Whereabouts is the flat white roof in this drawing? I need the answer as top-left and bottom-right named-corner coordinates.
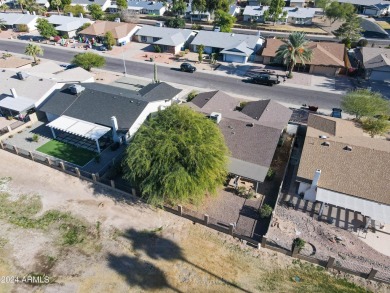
top-left (47, 115), bottom-right (110, 140)
top-left (317, 188), bottom-right (390, 224)
top-left (0, 96), bottom-right (33, 112)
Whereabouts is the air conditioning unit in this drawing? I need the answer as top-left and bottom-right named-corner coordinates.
top-left (210, 112), bottom-right (222, 124)
top-left (16, 72), bottom-right (28, 80)
top-left (69, 84), bottom-right (85, 94)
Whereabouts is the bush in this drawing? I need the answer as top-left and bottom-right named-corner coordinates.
top-left (259, 204), bottom-right (273, 218)
top-left (16, 24), bottom-right (28, 32)
top-left (292, 237), bottom-right (306, 252)
top-left (154, 45), bottom-right (161, 53)
top-left (237, 186), bottom-right (247, 197)
top-left (184, 49), bottom-right (189, 54)
top-left (32, 134), bottom-right (39, 142)
top-left (266, 168), bottom-right (275, 181)
top-left (357, 39), bottom-right (368, 47)
top-left (247, 189), bottom-right (255, 199)
top-left (187, 90), bottom-right (198, 102)
top-left (191, 23), bottom-right (203, 30)
top-left (277, 136), bottom-right (285, 147)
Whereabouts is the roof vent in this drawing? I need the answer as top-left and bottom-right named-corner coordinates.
top-left (17, 71), bottom-right (28, 80)
top-left (321, 142), bottom-right (330, 147)
top-left (246, 123), bottom-right (254, 127)
top-left (231, 33), bottom-right (235, 37)
top-left (319, 135), bottom-right (327, 139)
top-left (344, 146), bottom-right (352, 151)
top-left (210, 112), bottom-right (222, 124)
top-left (69, 84), bottom-right (85, 95)
top-left (130, 100), bottom-right (134, 103)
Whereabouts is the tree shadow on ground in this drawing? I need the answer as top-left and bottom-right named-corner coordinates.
top-left (110, 228), bottom-right (253, 293)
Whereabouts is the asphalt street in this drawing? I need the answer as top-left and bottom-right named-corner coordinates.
top-left (0, 40), bottom-right (343, 109)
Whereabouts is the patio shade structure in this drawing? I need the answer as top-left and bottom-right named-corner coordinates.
top-left (0, 96), bottom-right (34, 115)
top-left (47, 115), bottom-right (111, 153)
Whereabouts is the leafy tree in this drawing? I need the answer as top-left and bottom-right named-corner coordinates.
top-left (0, 4), bottom-right (9, 12)
top-left (24, 0), bottom-right (40, 13)
top-left (71, 52), bottom-right (106, 71)
top-left (25, 43), bottom-right (44, 63)
top-left (259, 0), bottom-right (272, 5)
top-left (36, 18), bottom-right (58, 39)
top-left (171, 0), bottom-right (186, 15)
top-left (116, 0), bottom-right (128, 10)
top-left (77, 22), bottom-right (91, 33)
top-left (166, 17), bottom-right (185, 28)
top-left (325, 2), bottom-right (355, 24)
top-left (315, 0), bottom-right (331, 10)
top-left (259, 204), bottom-right (273, 218)
top-left (50, 0), bottom-right (62, 14)
top-left (197, 44), bottom-right (204, 63)
top-left (263, 0), bottom-right (287, 25)
top-left (191, 0), bottom-right (207, 13)
top-left (341, 89), bottom-right (390, 120)
top-left (206, 0), bottom-right (230, 13)
top-left (362, 117), bottom-right (390, 138)
top-left (122, 105), bottom-right (229, 206)
top-left (64, 4), bottom-right (85, 16)
top-left (88, 4), bottom-right (104, 20)
top-left (333, 13), bottom-right (363, 47)
top-left (275, 32), bottom-right (313, 78)
top-left (104, 31), bottom-right (116, 50)
top-left (62, 0), bottom-right (71, 6)
top-left (214, 9), bottom-right (236, 33)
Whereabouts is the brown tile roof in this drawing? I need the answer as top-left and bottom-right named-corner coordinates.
top-left (0, 56), bottom-right (32, 68)
top-left (262, 38), bottom-right (345, 67)
top-left (187, 91), bottom-right (292, 181)
top-left (297, 114), bottom-right (390, 205)
top-left (79, 21), bottom-right (138, 39)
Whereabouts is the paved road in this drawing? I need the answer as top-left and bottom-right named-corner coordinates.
top-left (0, 40), bottom-right (343, 109)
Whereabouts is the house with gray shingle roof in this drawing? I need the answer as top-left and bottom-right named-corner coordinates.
top-left (297, 114), bottom-right (390, 225)
top-left (48, 15), bottom-right (93, 38)
top-left (187, 91), bottom-right (292, 185)
top-left (360, 47), bottom-right (390, 81)
top-left (190, 30), bottom-right (264, 63)
top-left (135, 26), bottom-right (196, 54)
top-left (38, 82), bottom-right (182, 153)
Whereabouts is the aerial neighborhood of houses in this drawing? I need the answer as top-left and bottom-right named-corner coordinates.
top-left (0, 0), bottom-right (390, 290)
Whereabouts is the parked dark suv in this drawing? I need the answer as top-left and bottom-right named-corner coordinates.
top-left (180, 63), bottom-right (196, 73)
top-left (249, 74), bottom-right (280, 86)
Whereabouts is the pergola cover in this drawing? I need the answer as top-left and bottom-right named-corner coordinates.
top-left (47, 115), bottom-right (110, 140)
top-left (317, 188), bottom-right (390, 224)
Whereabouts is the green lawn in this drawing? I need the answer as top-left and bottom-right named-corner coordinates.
top-left (36, 140), bottom-right (96, 166)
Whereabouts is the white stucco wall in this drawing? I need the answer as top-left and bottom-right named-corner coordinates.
top-left (298, 182), bottom-right (310, 195)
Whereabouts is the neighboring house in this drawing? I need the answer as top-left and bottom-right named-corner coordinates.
top-left (36, 0), bottom-right (50, 8)
top-left (79, 21), bottom-right (140, 45)
top-left (185, 5), bottom-right (239, 22)
top-left (337, 0), bottom-right (390, 16)
top-left (190, 30), bottom-right (264, 63)
top-left (285, 0), bottom-right (307, 7)
top-left (243, 6), bottom-right (319, 24)
top-left (262, 38), bottom-right (345, 76)
top-left (0, 13), bottom-right (40, 32)
top-left (135, 26), bottom-right (196, 54)
top-left (9, 61), bottom-right (95, 83)
top-left (296, 114), bottom-right (390, 226)
top-left (70, 0), bottom-right (112, 12)
top-left (48, 15), bottom-right (93, 38)
top-left (360, 47), bottom-right (390, 81)
top-left (38, 82), bottom-right (182, 152)
top-left (109, 0), bottom-right (166, 15)
top-left (0, 69), bottom-right (60, 117)
top-left (0, 56), bottom-right (33, 69)
top-left (187, 91), bottom-right (292, 187)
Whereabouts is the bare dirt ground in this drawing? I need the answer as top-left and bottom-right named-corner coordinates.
top-left (0, 150), bottom-right (388, 293)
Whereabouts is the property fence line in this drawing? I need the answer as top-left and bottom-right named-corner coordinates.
top-left (0, 142), bottom-right (389, 285)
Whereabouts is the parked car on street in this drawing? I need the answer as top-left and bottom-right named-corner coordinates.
top-left (180, 63), bottom-right (196, 73)
top-left (248, 74), bottom-right (280, 86)
top-left (331, 108), bottom-right (342, 118)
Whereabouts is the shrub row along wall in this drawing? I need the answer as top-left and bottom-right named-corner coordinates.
top-left (0, 143), bottom-right (389, 285)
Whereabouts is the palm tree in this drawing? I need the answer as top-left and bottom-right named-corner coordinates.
top-left (17, 0), bottom-right (26, 12)
top-left (25, 43), bottom-right (44, 64)
top-left (275, 32), bottom-right (313, 78)
top-left (51, 0), bottom-right (62, 15)
top-left (0, 18), bottom-right (6, 31)
top-left (0, 4), bottom-right (9, 12)
top-left (25, 0), bottom-right (39, 13)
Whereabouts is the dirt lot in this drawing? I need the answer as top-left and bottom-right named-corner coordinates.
top-left (0, 150), bottom-right (388, 293)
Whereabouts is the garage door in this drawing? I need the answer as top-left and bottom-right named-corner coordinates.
top-left (311, 66), bottom-right (337, 76)
top-left (224, 54), bottom-right (246, 63)
top-left (370, 70), bottom-right (390, 81)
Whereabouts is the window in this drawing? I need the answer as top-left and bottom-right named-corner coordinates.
top-left (141, 36), bottom-right (147, 42)
top-left (153, 37), bottom-right (160, 42)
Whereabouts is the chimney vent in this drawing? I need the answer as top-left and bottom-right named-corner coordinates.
top-left (210, 112), bottom-right (222, 124)
top-left (111, 116), bottom-right (120, 143)
top-left (311, 169), bottom-right (321, 188)
top-left (69, 84), bottom-right (85, 94)
top-left (319, 135), bottom-right (327, 139)
top-left (10, 88), bottom-right (17, 98)
top-left (344, 146), bottom-right (352, 151)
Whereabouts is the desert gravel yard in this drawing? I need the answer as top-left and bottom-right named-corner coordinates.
top-left (0, 150), bottom-right (388, 293)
